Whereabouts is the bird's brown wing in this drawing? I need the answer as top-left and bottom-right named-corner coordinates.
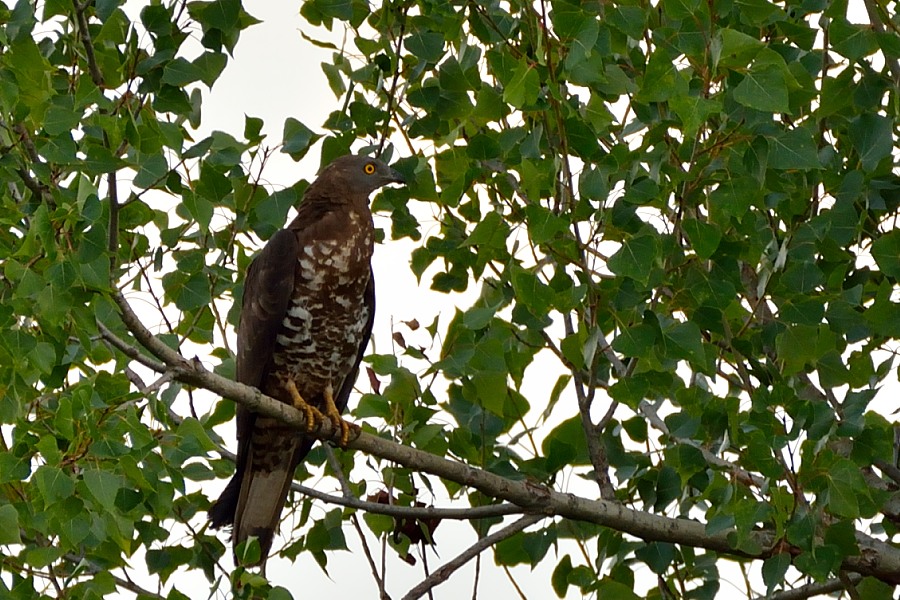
top-left (235, 229), bottom-right (299, 388)
top-left (208, 229), bottom-right (298, 531)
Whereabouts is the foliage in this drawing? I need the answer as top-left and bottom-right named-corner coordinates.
top-left (0, 0), bottom-right (898, 598)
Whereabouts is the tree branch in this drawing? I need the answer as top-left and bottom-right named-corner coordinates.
top-left (115, 320), bottom-right (526, 524)
top-left (72, 0), bottom-right (105, 87)
top-left (862, 0), bottom-right (900, 86)
top-left (638, 400), bottom-right (766, 488)
top-left (757, 573), bottom-right (862, 600)
top-left (97, 319), bottom-right (168, 373)
top-left (110, 291), bottom-right (900, 585)
top-left (400, 514), bottom-right (543, 600)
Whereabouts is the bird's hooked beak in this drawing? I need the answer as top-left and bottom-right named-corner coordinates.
top-left (387, 166), bottom-right (406, 185)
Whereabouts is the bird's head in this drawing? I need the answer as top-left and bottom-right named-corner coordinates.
top-left (318, 154), bottom-right (406, 197)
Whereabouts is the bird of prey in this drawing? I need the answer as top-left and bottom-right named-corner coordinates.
top-left (208, 154), bottom-right (405, 567)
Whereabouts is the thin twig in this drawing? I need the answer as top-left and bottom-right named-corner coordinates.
top-left (61, 553), bottom-right (164, 599)
top-left (73, 0), bottom-right (105, 87)
top-left (15, 167), bottom-right (52, 203)
top-left (107, 170), bottom-right (119, 259)
top-left (501, 564), bottom-right (528, 599)
top-left (862, 0), bottom-right (900, 86)
top-left (377, 7), bottom-right (406, 156)
top-left (97, 320), bottom-right (168, 373)
top-left (351, 514), bottom-right (391, 600)
top-left (639, 400), bottom-right (765, 488)
top-left (324, 444), bottom-right (353, 498)
top-left (400, 514), bottom-right (543, 600)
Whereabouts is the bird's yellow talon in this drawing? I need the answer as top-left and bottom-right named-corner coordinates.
top-left (323, 384), bottom-right (350, 447)
top-left (283, 377), bottom-right (323, 432)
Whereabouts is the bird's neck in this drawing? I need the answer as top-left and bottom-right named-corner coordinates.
top-left (294, 188), bottom-right (371, 221)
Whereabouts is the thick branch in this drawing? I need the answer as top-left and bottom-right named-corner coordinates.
top-left (111, 291), bottom-right (900, 585)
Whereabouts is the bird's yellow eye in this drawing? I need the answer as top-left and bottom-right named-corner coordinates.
top-left (364, 163), bottom-right (376, 175)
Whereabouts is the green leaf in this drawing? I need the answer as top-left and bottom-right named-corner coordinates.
top-left (607, 234), bottom-right (659, 285)
top-left (781, 260), bottom-right (824, 293)
top-left (733, 67), bottom-right (789, 113)
top-left (776, 324), bottom-right (835, 375)
top-left (282, 117), bottom-right (321, 160)
top-left (44, 97), bottom-right (81, 136)
top-left (463, 211), bottom-right (509, 249)
top-left (404, 30), bottom-right (445, 63)
top-left (872, 230), bottom-right (900, 279)
top-left (192, 52), bottom-right (229, 87)
top-left (709, 177), bottom-right (757, 221)
top-left (717, 28), bottom-right (764, 69)
top-left (596, 578), bottom-right (641, 599)
top-left (681, 219), bottom-right (721, 259)
top-left (84, 469), bottom-right (122, 511)
top-left (663, 0), bottom-right (700, 20)
top-left (466, 133), bottom-right (501, 160)
top-left (0, 505), bottom-right (21, 544)
top-left (762, 553), bottom-right (791, 593)
top-left (34, 465), bottom-right (75, 505)
top-left (203, 0), bottom-right (241, 30)
top-left (830, 18), bottom-right (878, 61)
top-left (635, 541), bottom-right (675, 574)
top-left (638, 49), bottom-right (687, 102)
top-left (173, 272), bottom-right (211, 311)
top-left (133, 153), bottom-right (170, 189)
top-left (670, 94), bottom-right (721, 137)
top-left (768, 128), bottom-right (821, 170)
top-left (29, 341), bottom-right (56, 374)
top-left (7, 37), bottom-right (53, 117)
top-left (161, 57), bottom-right (205, 86)
top-left (826, 459), bottom-right (868, 519)
top-left (607, 5), bottom-right (645, 39)
top-left (849, 114), bottom-right (893, 171)
top-left (663, 318), bottom-right (710, 367)
top-left (495, 528), bottom-right (555, 567)
top-left (512, 269), bottom-right (553, 316)
top-left (551, 554), bottom-right (573, 598)
top-left (306, 508), bottom-right (347, 554)
top-left (611, 324), bottom-right (656, 358)
top-left (542, 417), bottom-right (590, 471)
top-left (503, 59), bottom-right (540, 108)
top-left (609, 376), bottom-right (652, 409)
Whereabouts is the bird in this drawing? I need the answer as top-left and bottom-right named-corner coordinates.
top-left (208, 154), bottom-right (406, 568)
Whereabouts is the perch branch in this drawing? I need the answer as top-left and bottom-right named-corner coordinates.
top-left (110, 290), bottom-right (900, 585)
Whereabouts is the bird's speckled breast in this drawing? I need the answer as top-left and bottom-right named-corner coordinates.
top-left (270, 212), bottom-right (373, 400)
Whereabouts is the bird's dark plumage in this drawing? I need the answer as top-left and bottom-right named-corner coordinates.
top-left (208, 154), bottom-right (405, 566)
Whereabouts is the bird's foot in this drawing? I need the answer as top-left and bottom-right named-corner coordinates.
top-left (323, 384), bottom-right (350, 447)
top-left (283, 378), bottom-right (324, 433)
